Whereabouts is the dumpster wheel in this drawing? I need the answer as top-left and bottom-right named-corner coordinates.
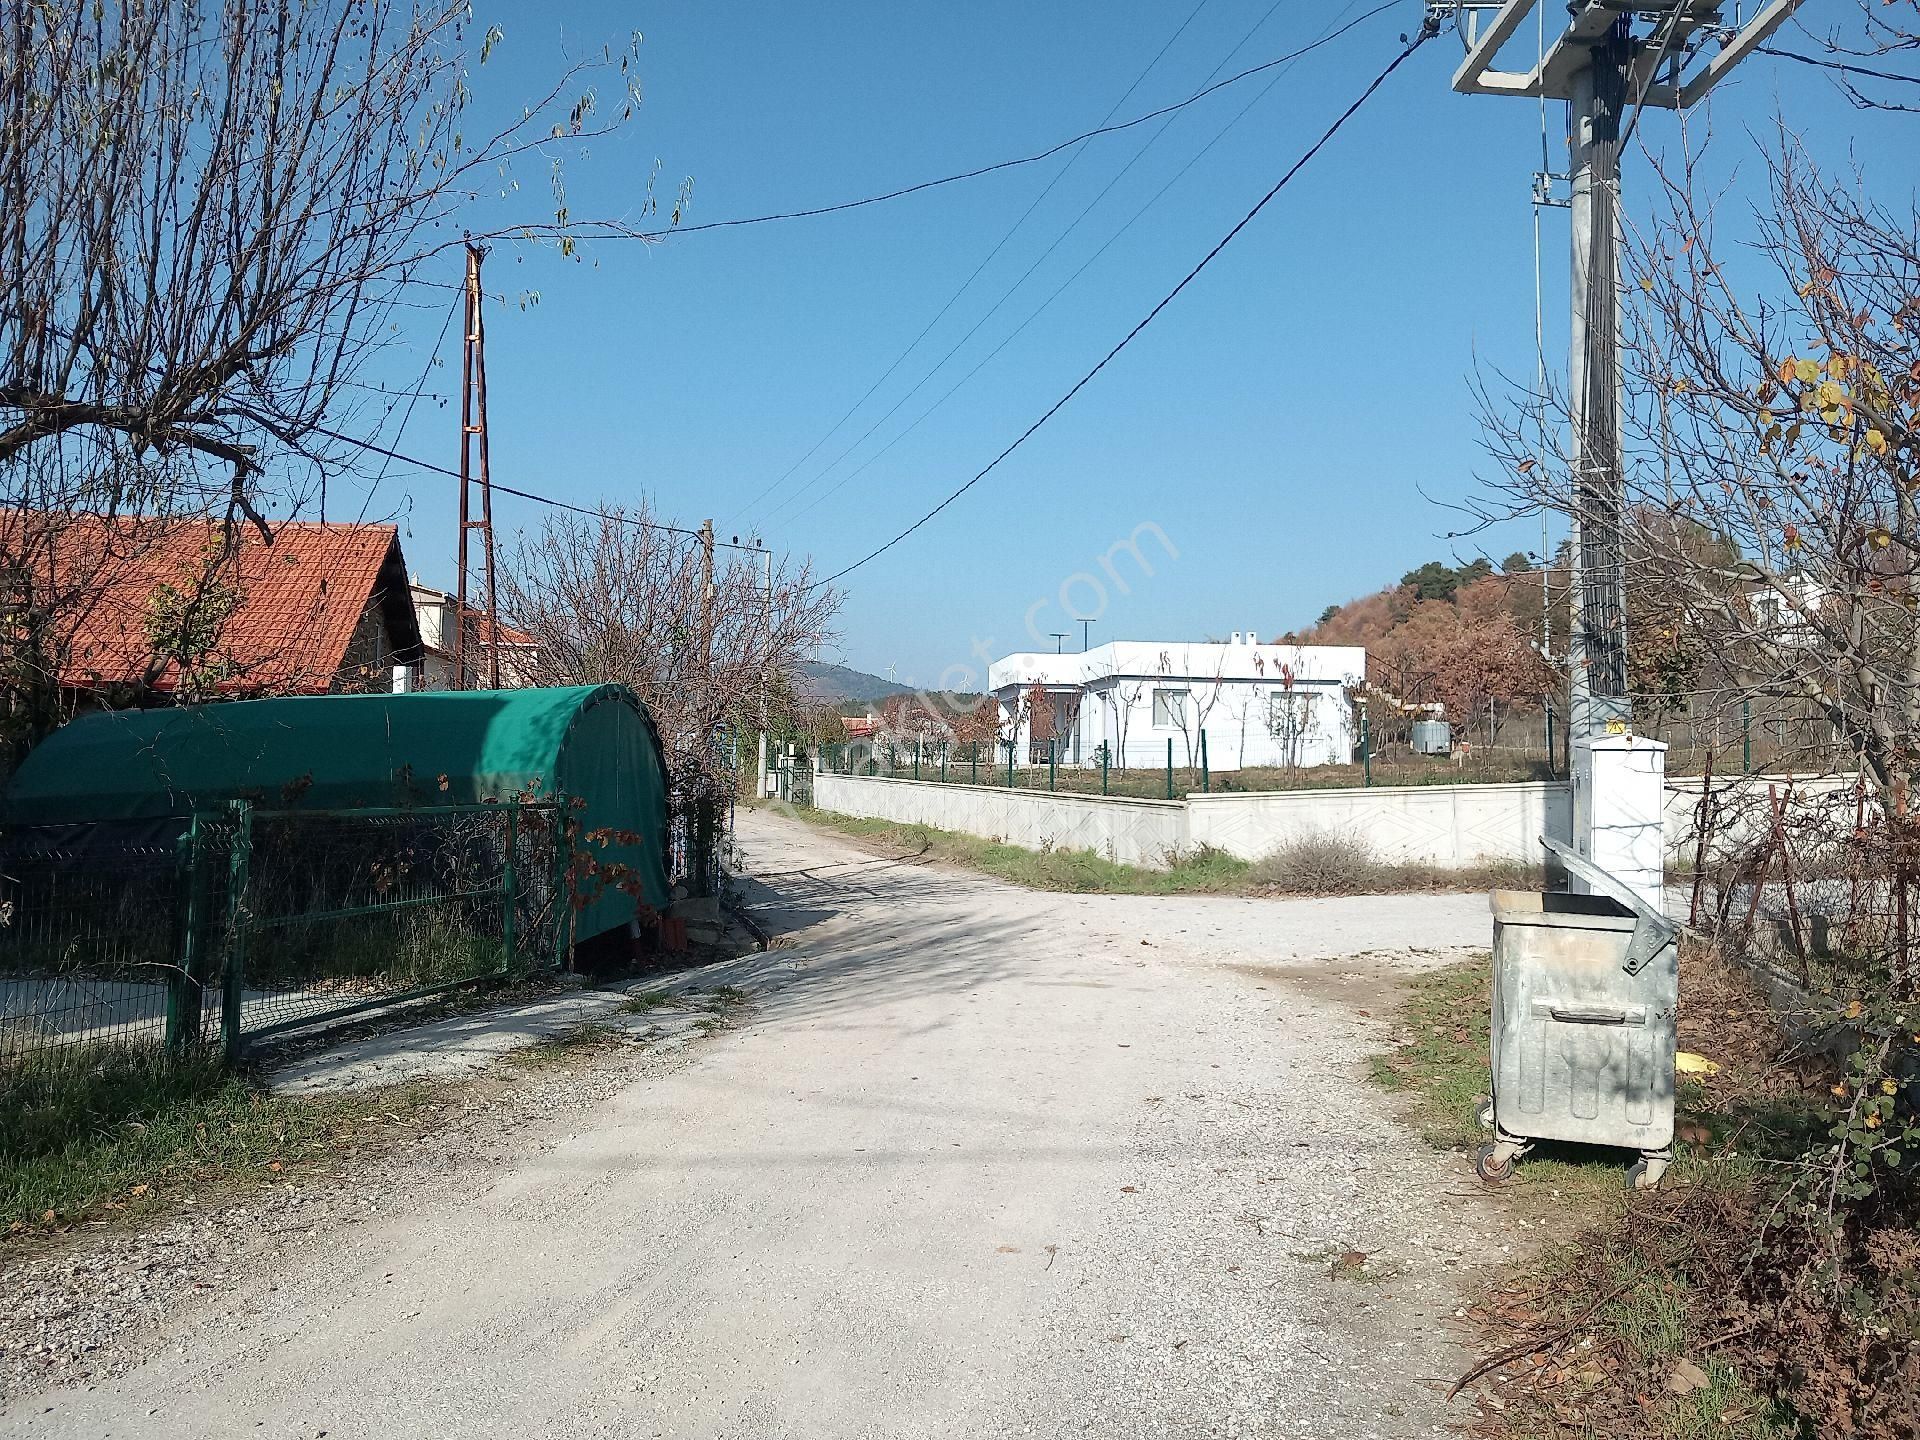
top-left (1626, 1150), bottom-right (1671, 1191)
top-left (1473, 1142), bottom-right (1516, 1185)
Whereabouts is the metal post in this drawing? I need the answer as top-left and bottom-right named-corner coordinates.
top-left (1049, 741), bottom-right (1056, 792)
top-left (167, 812), bottom-right (208, 1051)
top-left (501, 804), bottom-right (519, 972)
top-left (1101, 743), bottom-right (1109, 796)
top-left (551, 806), bottom-right (574, 971)
top-left (1742, 696), bottom-right (1752, 774)
top-left (1006, 743), bottom-right (1014, 789)
top-left (1361, 706), bottom-right (1372, 788)
top-left (1166, 738), bottom-right (1174, 800)
top-left (971, 744), bottom-right (978, 785)
top-left (913, 741), bottom-right (920, 782)
top-left (1199, 731), bottom-right (1209, 793)
top-left (941, 743), bottom-right (948, 785)
top-left (221, 801), bottom-right (253, 1063)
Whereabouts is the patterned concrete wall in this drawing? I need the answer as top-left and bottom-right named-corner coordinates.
top-left (1187, 782), bottom-right (1570, 867)
top-left (811, 772), bottom-right (1857, 873)
top-left (811, 772), bottom-right (1190, 870)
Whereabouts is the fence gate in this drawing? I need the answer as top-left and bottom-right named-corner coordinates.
top-left (777, 749), bottom-right (813, 807)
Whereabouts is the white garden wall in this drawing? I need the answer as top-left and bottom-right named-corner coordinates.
top-left (811, 771), bottom-right (1188, 870)
top-left (809, 771), bottom-right (1859, 873)
top-left (1185, 782), bottom-right (1569, 867)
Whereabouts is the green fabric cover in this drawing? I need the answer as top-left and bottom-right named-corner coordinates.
top-left (2, 686), bottom-right (669, 934)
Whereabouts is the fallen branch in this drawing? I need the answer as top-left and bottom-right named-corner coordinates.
top-left (1447, 1280), bottom-right (1635, 1401)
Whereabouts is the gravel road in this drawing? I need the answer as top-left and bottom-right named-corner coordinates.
top-left (4, 807), bottom-right (1504, 1439)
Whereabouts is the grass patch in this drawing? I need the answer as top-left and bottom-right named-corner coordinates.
top-left (502, 1022), bottom-right (627, 1069)
top-left (1365, 955), bottom-right (1496, 1149)
top-left (687, 985), bottom-right (754, 1035)
top-left (790, 807), bottom-right (1251, 894)
top-left (618, 989), bottom-right (677, 1015)
top-left (0, 1045), bottom-right (442, 1245)
top-left (789, 807), bottom-right (1528, 897)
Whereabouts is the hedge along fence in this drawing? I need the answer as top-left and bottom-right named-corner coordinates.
top-left (0, 800), bottom-right (570, 1072)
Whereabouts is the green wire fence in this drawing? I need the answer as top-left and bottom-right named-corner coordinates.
top-left (0, 800), bottom-right (570, 1071)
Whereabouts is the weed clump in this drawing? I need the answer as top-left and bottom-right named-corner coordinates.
top-left (1248, 828), bottom-right (1541, 896)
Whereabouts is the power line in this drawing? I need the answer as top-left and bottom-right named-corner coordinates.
top-left (5, 306), bottom-right (768, 556)
top-left (753, 3), bottom-right (1400, 524)
top-left (770, 0), bottom-right (1338, 526)
top-left (614, 1), bottom-right (1402, 256)
top-left (1755, 44), bottom-right (1920, 87)
top-left (786, 0), bottom-right (1373, 527)
top-left (348, 287), bottom-right (461, 525)
top-left (305, 422), bottom-right (764, 552)
top-left (794, 0), bottom-right (1382, 524)
top-left (740, 0), bottom-right (1218, 522)
top-left (816, 26), bottom-right (1436, 589)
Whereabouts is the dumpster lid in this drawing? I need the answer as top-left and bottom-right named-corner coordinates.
top-left (1540, 836), bottom-right (1679, 975)
top-left (1489, 889), bottom-right (1639, 931)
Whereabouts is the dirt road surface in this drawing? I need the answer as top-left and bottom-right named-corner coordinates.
top-left (6, 808), bottom-right (1500, 1439)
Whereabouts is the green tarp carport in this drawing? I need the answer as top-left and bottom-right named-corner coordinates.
top-left (1, 684), bottom-right (670, 939)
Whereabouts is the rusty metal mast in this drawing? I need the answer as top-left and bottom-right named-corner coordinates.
top-left (454, 241), bottom-right (501, 691)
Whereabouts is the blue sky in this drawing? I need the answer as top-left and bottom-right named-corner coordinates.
top-left (356, 2), bottom-right (1905, 687)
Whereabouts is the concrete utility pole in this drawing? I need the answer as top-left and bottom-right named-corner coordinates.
top-left (1442, 0), bottom-right (1804, 906)
top-left (455, 240), bottom-right (501, 691)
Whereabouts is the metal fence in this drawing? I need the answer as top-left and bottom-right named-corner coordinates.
top-left (0, 801), bottom-right (567, 1069)
top-left (669, 782), bottom-right (729, 899)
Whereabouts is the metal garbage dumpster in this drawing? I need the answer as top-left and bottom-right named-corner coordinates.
top-left (1478, 841), bottom-right (1680, 1189)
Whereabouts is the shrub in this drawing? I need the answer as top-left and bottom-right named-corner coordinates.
top-left (1248, 829), bottom-right (1387, 895)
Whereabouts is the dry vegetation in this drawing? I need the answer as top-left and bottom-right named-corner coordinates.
top-left (1375, 941), bottom-right (1919, 1439)
top-left (785, 804), bottom-right (1539, 898)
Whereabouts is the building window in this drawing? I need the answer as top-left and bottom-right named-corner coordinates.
top-left (1152, 688), bottom-right (1186, 728)
top-left (1268, 690), bottom-right (1315, 739)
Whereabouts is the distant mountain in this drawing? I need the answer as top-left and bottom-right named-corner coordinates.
top-left (798, 661), bottom-right (913, 705)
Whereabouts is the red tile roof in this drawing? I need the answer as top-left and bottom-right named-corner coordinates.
top-left (4, 514), bottom-right (417, 696)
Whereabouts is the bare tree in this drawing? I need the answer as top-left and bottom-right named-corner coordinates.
top-left (498, 502), bottom-right (842, 793)
top-left (1153, 647), bottom-right (1227, 769)
top-left (1471, 95), bottom-right (1920, 1331)
top-left (0, 0), bottom-right (670, 757)
top-left (1477, 137), bottom-right (1915, 799)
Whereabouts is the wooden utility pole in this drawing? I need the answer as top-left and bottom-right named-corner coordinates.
top-left (455, 241), bottom-right (501, 690)
top-left (697, 518), bottom-right (716, 679)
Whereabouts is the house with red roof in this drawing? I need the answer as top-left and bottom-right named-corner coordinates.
top-left (407, 578), bottom-right (540, 691)
top-left (2, 513), bottom-right (423, 704)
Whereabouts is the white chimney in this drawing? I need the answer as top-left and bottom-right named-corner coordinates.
top-left (1229, 631), bottom-right (1242, 646)
top-left (1249, 626), bottom-right (1261, 644)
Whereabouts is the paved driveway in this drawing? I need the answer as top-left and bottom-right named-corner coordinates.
top-left (7, 808), bottom-right (1499, 1439)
